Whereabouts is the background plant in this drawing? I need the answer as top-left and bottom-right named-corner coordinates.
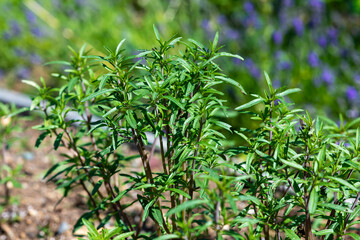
top-left (0, 103), bottom-right (26, 209)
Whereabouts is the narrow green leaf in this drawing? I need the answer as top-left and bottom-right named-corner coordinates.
top-left (215, 76), bottom-right (246, 94)
top-left (246, 152), bottom-right (255, 173)
top-left (35, 131), bottom-right (49, 148)
top-left (82, 219), bottom-right (99, 238)
top-left (81, 89), bottom-right (115, 102)
top-left (113, 231), bottom-right (136, 240)
top-left (188, 38), bottom-right (205, 49)
top-left (213, 32), bottom-right (219, 50)
top-left (153, 234), bottom-right (179, 240)
top-left (53, 132), bottom-right (63, 150)
top-left (280, 158), bottom-right (305, 171)
top-left (344, 233), bottom-right (360, 240)
top-left (44, 60), bottom-right (71, 66)
top-left (163, 95), bottom-right (185, 110)
top-left (264, 71), bottom-right (273, 94)
top-left (116, 39), bottom-right (126, 55)
top-left (349, 204), bottom-right (360, 221)
top-left (320, 203), bottom-right (349, 212)
top-left (125, 110), bottom-right (137, 129)
top-left (235, 98), bottom-right (263, 111)
top-left (153, 24), bottom-right (161, 41)
top-left (284, 229), bottom-right (301, 240)
top-left (91, 179), bottom-right (104, 196)
top-left (314, 229), bottom-right (334, 236)
top-left (22, 80), bottom-right (40, 90)
top-left (166, 199), bottom-right (207, 217)
top-left (168, 188), bottom-right (191, 199)
top-left (327, 176), bottom-right (358, 191)
top-left (276, 88), bottom-right (301, 98)
top-left (218, 52), bottom-right (244, 60)
top-left (308, 189), bottom-right (318, 214)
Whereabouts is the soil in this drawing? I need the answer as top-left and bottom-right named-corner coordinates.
top-left (0, 120), bottom-right (89, 240)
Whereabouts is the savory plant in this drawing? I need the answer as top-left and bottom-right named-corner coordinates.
top-left (26, 27), bottom-right (360, 240)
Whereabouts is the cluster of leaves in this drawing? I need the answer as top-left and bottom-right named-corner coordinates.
top-left (27, 29), bottom-right (360, 240)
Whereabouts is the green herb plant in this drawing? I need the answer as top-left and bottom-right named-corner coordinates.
top-left (26, 27), bottom-right (360, 239)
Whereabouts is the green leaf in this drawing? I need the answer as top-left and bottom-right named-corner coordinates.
top-left (166, 199), bottom-right (207, 217)
top-left (125, 110), bottom-right (137, 129)
top-left (276, 88), bottom-right (301, 98)
top-left (246, 152), bottom-right (255, 173)
top-left (320, 203), bottom-right (349, 212)
top-left (349, 204), bottom-right (360, 221)
top-left (218, 52), bottom-right (244, 60)
top-left (327, 176), bottom-right (358, 191)
top-left (153, 24), bottom-right (161, 41)
top-left (168, 188), bottom-right (191, 199)
top-left (314, 229), bottom-right (334, 236)
top-left (22, 80), bottom-right (40, 90)
top-left (44, 60), bottom-right (71, 66)
top-left (264, 71), bottom-right (273, 94)
top-left (280, 158), bottom-right (305, 171)
top-left (35, 131), bottom-right (49, 148)
top-left (53, 132), bottom-right (63, 150)
top-left (152, 234), bottom-right (179, 240)
top-left (215, 76), bottom-right (246, 94)
top-left (91, 180), bottom-right (104, 195)
top-left (82, 219), bottom-right (99, 238)
top-left (213, 32), bottom-right (219, 50)
top-left (163, 95), bottom-right (185, 110)
top-left (235, 98), bottom-right (263, 111)
top-left (284, 229), bottom-right (301, 240)
top-left (112, 231), bottom-right (136, 240)
top-left (344, 233), bottom-right (360, 240)
top-left (188, 38), bottom-right (205, 49)
top-left (81, 89), bottom-right (115, 102)
top-left (308, 189), bottom-right (318, 214)
top-left (116, 39), bottom-right (126, 55)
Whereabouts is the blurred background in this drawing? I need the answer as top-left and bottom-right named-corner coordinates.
top-left (1, 0), bottom-right (360, 121)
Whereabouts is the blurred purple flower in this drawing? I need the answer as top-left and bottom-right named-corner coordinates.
top-left (317, 35), bottom-right (327, 48)
top-left (225, 29), bottom-right (239, 40)
top-left (10, 20), bottom-right (21, 36)
top-left (244, 59), bottom-right (261, 79)
top-left (308, 51), bottom-right (320, 67)
top-left (272, 31), bottom-right (283, 45)
top-left (217, 15), bottom-right (227, 25)
top-left (273, 79), bottom-right (281, 89)
top-left (309, 0), bottom-right (325, 11)
top-left (14, 48), bottom-right (25, 57)
top-left (292, 17), bottom-right (304, 36)
top-left (346, 86), bottom-right (358, 101)
top-left (244, 1), bottom-right (255, 15)
top-left (30, 54), bottom-right (42, 64)
top-left (327, 28), bottom-right (338, 44)
top-left (30, 27), bottom-right (43, 37)
top-left (347, 109), bottom-right (359, 118)
top-left (16, 67), bottom-right (30, 79)
top-left (279, 61), bottom-right (292, 70)
top-left (201, 20), bottom-right (211, 32)
top-left (283, 0), bottom-right (294, 7)
top-left (3, 32), bottom-right (11, 40)
top-left (25, 10), bottom-right (36, 24)
top-left (321, 68), bottom-right (335, 85)
top-left (354, 74), bottom-right (360, 83)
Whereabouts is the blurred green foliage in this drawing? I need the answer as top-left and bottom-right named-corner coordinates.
top-left (1, 0), bottom-right (360, 122)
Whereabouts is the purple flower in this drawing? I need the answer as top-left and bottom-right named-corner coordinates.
top-left (25, 10), bottom-right (36, 24)
top-left (346, 86), bottom-right (358, 101)
top-left (278, 61), bottom-right (292, 70)
top-left (309, 0), bottom-right (324, 12)
top-left (244, 1), bottom-right (255, 15)
top-left (283, 0), bottom-right (294, 7)
top-left (14, 48), bottom-right (25, 57)
top-left (327, 28), bottom-right (338, 44)
top-left (347, 109), bottom-right (359, 118)
top-left (244, 59), bottom-right (261, 79)
top-left (16, 67), bottom-right (30, 79)
top-left (317, 35), bottom-right (327, 48)
top-left (3, 32), bottom-right (11, 40)
top-left (30, 54), bottom-right (42, 64)
top-left (201, 20), bottom-right (211, 31)
top-left (10, 20), bottom-right (21, 36)
top-left (30, 27), bottom-right (43, 37)
top-left (308, 51), bottom-right (320, 67)
top-left (292, 17), bottom-right (304, 36)
top-left (225, 29), bottom-right (239, 40)
top-left (354, 74), bottom-right (360, 83)
top-left (272, 31), bottom-right (283, 45)
top-left (233, 58), bottom-right (242, 65)
top-left (321, 68), bottom-right (335, 85)
top-left (217, 15), bottom-right (227, 25)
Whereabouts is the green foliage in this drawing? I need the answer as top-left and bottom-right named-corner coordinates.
top-left (28, 30), bottom-right (360, 239)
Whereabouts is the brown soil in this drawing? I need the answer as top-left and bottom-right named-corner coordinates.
top-left (0, 121), bottom-right (89, 240)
